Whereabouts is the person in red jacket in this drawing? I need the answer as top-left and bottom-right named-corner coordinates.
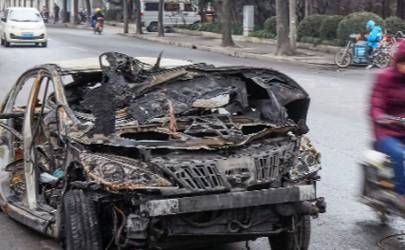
top-left (370, 40), bottom-right (405, 195)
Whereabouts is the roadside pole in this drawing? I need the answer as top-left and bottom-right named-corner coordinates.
top-left (289, 0), bottom-right (297, 51)
top-left (123, 0), bottom-right (128, 33)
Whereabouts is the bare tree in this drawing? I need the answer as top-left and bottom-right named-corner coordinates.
top-left (134, 0), bottom-right (142, 34)
top-left (158, 0), bottom-right (164, 37)
top-left (304, 0), bottom-right (312, 17)
top-left (221, 0), bottom-right (235, 47)
top-left (289, 0), bottom-right (297, 52)
top-left (276, 0), bottom-right (292, 55)
top-left (398, 0), bottom-right (405, 19)
top-left (73, 0), bottom-right (79, 24)
top-left (382, 0), bottom-right (390, 18)
top-left (85, 0), bottom-right (91, 23)
top-left (62, 0), bottom-right (68, 22)
top-left (123, 0), bottom-right (129, 33)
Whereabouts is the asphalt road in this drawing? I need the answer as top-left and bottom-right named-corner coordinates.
top-left (0, 27), bottom-right (404, 250)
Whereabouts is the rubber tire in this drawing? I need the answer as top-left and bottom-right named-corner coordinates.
top-left (63, 190), bottom-right (102, 250)
top-left (4, 38), bottom-right (10, 47)
top-left (373, 53), bottom-right (390, 69)
top-left (147, 22), bottom-right (158, 32)
top-left (42, 41), bottom-right (48, 47)
top-left (335, 49), bottom-right (352, 68)
top-left (269, 215), bottom-right (311, 250)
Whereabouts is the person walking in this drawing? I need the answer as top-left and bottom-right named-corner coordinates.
top-left (54, 3), bottom-right (60, 23)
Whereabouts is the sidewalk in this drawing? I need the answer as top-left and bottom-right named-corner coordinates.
top-left (124, 31), bottom-right (336, 65)
top-left (49, 21), bottom-right (336, 66)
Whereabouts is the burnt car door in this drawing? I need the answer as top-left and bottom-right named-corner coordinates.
top-left (0, 65), bottom-right (72, 236)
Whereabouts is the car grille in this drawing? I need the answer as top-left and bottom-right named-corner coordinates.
top-left (10, 33), bottom-right (44, 40)
top-left (151, 157), bottom-right (227, 191)
top-left (254, 153), bottom-right (281, 182)
top-left (152, 138), bottom-right (298, 191)
top-left (167, 162), bottom-right (225, 190)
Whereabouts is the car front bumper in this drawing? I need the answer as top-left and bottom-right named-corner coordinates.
top-left (140, 185), bottom-right (317, 217)
top-left (6, 32), bottom-right (47, 43)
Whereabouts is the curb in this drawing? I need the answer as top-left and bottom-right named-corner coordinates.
top-left (47, 23), bottom-right (92, 30)
top-left (120, 33), bottom-right (335, 66)
top-left (174, 28), bottom-right (340, 54)
top-left (101, 22), bottom-right (340, 54)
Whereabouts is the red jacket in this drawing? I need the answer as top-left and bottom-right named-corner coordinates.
top-left (370, 41), bottom-right (405, 139)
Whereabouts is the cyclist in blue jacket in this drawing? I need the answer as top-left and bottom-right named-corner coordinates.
top-left (366, 20), bottom-right (383, 69)
top-left (367, 20), bottom-right (383, 49)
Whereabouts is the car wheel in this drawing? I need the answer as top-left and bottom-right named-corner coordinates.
top-left (42, 41), bottom-right (48, 47)
top-left (4, 40), bottom-right (10, 47)
top-left (63, 190), bottom-right (102, 250)
top-left (269, 215), bottom-right (311, 250)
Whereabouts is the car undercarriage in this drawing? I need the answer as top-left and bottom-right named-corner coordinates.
top-left (0, 52), bottom-right (325, 250)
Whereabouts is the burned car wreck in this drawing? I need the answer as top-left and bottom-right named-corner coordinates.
top-left (0, 52), bottom-right (325, 250)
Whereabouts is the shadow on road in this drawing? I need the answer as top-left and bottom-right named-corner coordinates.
top-left (356, 220), bottom-right (405, 250)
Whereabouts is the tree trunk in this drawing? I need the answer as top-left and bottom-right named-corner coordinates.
top-left (158, 0), bottom-right (164, 37)
top-left (62, 0), bottom-right (68, 22)
top-left (304, 0), bottom-right (312, 17)
top-left (382, 0), bottom-right (390, 18)
top-left (85, 0), bottom-right (91, 23)
top-left (73, 0), bottom-right (79, 24)
top-left (289, 0), bottom-right (297, 52)
top-left (134, 0), bottom-right (143, 34)
top-left (276, 0), bottom-right (292, 55)
top-left (397, 0), bottom-right (405, 18)
top-left (23, 0), bottom-right (26, 7)
top-left (123, 0), bottom-right (129, 33)
top-left (335, 0), bottom-right (341, 15)
top-left (221, 0), bottom-right (234, 47)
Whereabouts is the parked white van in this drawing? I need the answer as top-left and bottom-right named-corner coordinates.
top-left (141, 0), bottom-right (200, 32)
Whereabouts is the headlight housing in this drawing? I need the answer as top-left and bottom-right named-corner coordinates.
top-left (80, 153), bottom-right (173, 191)
top-left (289, 137), bottom-right (321, 182)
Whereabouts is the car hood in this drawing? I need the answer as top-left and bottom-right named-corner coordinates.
top-left (62, 52), bottom-right (310, 150)
top-left (6, 20), bottom-right (44, 29)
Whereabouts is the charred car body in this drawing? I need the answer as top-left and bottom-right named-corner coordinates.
top-left (0, 52), bottom-right (325, 250)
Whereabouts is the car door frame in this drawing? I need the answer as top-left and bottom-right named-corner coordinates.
top-left (0, 65), bottom-right (74, 210)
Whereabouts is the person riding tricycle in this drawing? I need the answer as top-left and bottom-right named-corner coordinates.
top-left (335, 20), bottom-right (385, 68)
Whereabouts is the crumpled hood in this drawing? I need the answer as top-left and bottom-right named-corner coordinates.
top-left (63, 52), bottom-right (310, 150)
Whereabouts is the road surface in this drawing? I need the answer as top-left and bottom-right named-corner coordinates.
top-left (0, 26), bottom-right (404, 250)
